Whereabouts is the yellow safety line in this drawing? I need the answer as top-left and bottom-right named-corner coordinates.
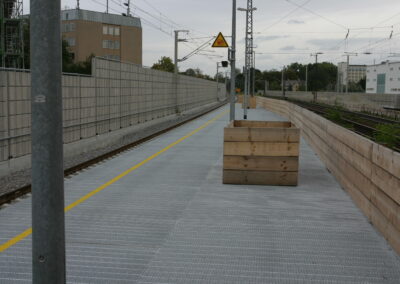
top-left (0, 110), bottom-right (228, 253)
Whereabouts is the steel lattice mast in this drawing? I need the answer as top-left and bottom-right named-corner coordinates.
top-left (0, 0), bottom-right (24, 68)
top-left (243, 0), bottom-right (255, 119)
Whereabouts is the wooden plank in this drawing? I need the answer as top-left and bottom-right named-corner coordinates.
top-left (371, 164), bottom-right (400, 206)
top-left (224, 127), bottom-right (300, 142)
top-left (223, 170), bottom-right (298, 186)
top-left (249, 97), bottom-right (257, 109)
top-left (372, 143), bottom-right (400, 178)
top-left (224, 142), bottom-right (299, 157)
top-left (223, 156), bottom-right (299, 171)
top-left (233, 120), bottom-right (292, 128)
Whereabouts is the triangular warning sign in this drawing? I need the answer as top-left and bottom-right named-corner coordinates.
top-left (212, 32), bottom-right (229, 48)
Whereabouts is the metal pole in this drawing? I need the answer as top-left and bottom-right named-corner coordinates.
top-left (346, 55), bottom-right (349, 94)
top-left (281, 66), bottom-right (284, 96)
top-left (174, 31), bottom-right (179, 112)
top-left (31, 0), bottom-right (65, 282)
top-left (282, 66), bottom-right (286, 98)
top-left (229, 0), bottom-right (236, 121)
top-left (216, 62), bottom-right (219, 99)
top-left (174, 31), bottom-right (179, 75)
top-left (243, 9), bottom-right (249, 120)
top-left (305, 65), bottom-right (308, 92)
top-left (336, 63), bottom-right (340, 93)
top-left (107, 0), bottom-right (109, 13)
top-left (252, 51), bottom-right (255, 96)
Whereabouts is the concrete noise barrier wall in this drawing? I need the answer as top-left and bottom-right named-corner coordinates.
top-left (0, 57), bottom-right (226, 179)
top-left (258, 96), bottom-right (400, 255)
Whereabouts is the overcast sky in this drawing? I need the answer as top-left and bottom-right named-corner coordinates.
top-left (23, 0), bottom-right (400, 75)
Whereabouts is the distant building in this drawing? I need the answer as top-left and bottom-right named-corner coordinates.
top-left (61, 9), bottom-right (142, 64)
top-left (366, 61), bottom-right (400, 94)
top-left (284, 80), bottom-right (303, 91)
top-left (337, 62), bottom-right (366, 90)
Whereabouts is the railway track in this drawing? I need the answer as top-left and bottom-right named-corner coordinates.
top-left (0, 103), bottom-right (226, 206)
top-left (287, 99), bottom-right (400, 152)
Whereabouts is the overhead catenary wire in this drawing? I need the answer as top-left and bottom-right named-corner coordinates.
top-left (257, 0), bottom-right (311, 33)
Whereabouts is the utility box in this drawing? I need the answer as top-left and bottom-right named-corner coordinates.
top-left (223, 120), bottom-right (300, 186)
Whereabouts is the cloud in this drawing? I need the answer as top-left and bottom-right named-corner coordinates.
top-left (280, 45), bottom-right (296, 51)
top-left (307, 37), bottom-right (382, 51)
top-left (255, 35), bottom-right (290, 43)
top-left (288, 19), bottom-right (305, 25)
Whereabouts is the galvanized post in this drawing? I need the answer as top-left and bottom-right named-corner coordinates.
top-left (252, 51), bottom-right (255, 97)
top-left (31, 0), bottom-right (66, 283)
top-left (229, 0), bottom-right (236, 121)
top-left (174, 31), bottom-right (179, 113)
top-left (216, 62), bottom-right (219, 100)
top-left (305, 65), bottom-right (308, 92)
top-left (6, 70), bottom-right (10, 160)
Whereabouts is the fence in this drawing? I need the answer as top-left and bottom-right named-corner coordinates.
top-left (0, 57), bottom-right (226, 163)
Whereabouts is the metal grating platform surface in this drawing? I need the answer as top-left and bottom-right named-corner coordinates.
top-left (0, 105), bottom-right (399, 283)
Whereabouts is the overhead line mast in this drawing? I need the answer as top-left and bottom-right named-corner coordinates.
top-left (238, 0), bottom-right (256, 119)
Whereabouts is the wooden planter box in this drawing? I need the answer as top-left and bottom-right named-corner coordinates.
top-left (223, 120), bottom-right (300, 186)
top-left (237, 95), bottom-right (256, 108)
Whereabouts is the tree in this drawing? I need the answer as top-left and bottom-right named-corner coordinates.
top-left (151, 56), bottom-right (175, 73)
top-left (357, 77), bottom-right (366, 92)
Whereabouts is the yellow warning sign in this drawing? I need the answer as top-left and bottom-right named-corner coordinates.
top-left (212, 32), bottom-right (229, 48)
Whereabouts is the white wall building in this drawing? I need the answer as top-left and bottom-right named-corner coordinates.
top-left (366, 61), bottom-right (400, 94)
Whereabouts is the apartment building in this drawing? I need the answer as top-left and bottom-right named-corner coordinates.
top-left (61, 9), bottom-right (142, 64)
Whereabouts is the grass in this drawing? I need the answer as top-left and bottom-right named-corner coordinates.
top-left (373, 124), bottom-right (400, 148)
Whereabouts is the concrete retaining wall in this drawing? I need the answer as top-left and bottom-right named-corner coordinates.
top-left (265, 90), bottom-right (400, 116)
top-left (257, 96), bottom-right (400, 255)
top-left (0, 57), bottom-right (226, 180)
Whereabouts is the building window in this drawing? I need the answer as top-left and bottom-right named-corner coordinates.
top-left (103, 25), bottom-right (120, 36)
top-left (390, 67), bottom-right (394, 71)
top-left (390, 78), bottom-right (393, 81)
top-left (102, 40), bottom-right (120, 50)
top-left (66, 37), bottom-right (76, 47)
top-left (63, 22), bottom-right (76, 33)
